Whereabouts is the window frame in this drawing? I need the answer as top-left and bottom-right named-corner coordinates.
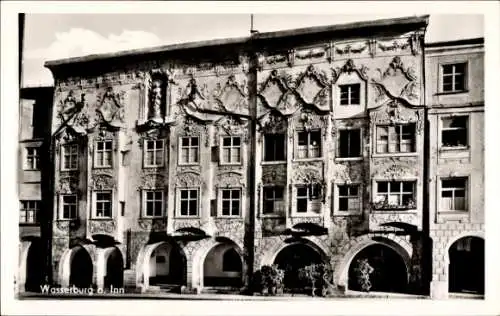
top-left (337, 128), bottom-right (362, 159)
top-left (440, 115), bottom-right (469, 149)
top-left (294, 184), bottom-right (322, 215)
top-left (295, 129), bottom-right (322, 160)
top-left (339, 83), bottom-right (361, 106)
top-left (373, 180), bottom-right (417, 210)
top-left (375, 124), bottom-right (416, 154)
top-left (439, 177), bottom-right (468, 212)
top-left (220, 136), bottom-right (242, 165)
top-left (24, 147), bottom-right (40, 170)
top-left (263, 133), bottom-right (286, 162)
top-left (144, 139), bottom-right (166, 168)
top-left (94, 140), bottom-right (114, 168)
top-left (59, 194), bottom-right (78, 220)
top-left (440, 62), bottom-right (468, 94)
top-left (61, 143), bottom-right (79, 171)
top-left (262, 185), bottom-right (285, 216)
top-left (142, 189), bottom-right (165, 218)
top-left (336, 184), bottom-right (362, 215)
top-left (219, 188), bottom-right (242, 217)
top-left (93, 190), bottom-right (113, 219)
top-left (177, 188), bottom-right (200, 218)
top-left (19, 200), bottom-right (40, 224)
top-left (178, 136), bottom-right (200, 165)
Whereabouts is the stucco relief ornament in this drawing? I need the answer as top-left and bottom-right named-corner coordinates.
top-left (335, 42), bottom-right (368, 56)
top-left (89, 220), bottom-right (116, 234)
top-left (331, 59), bottom-right (368, 84)
top-left (213, 75), bottom-right (249, 115)
top-left (96, 87), bottom-right (126, 126)
top-left (139, 173), bottom-right (166, 190)
top-left (58, 177), bottom-right (79, 194)
top-left (371, 56), bottom-right (418, 104)
top-left (176, 171), bottom-right (202, 187)
top-left (90, 174), bottom-right (115, 190)
top-left (258, 70), bottom-right (289, 109)
top-left (57, 90), bottom-right (86, 122)
top-left (294, 65), bottom-right (330, 110)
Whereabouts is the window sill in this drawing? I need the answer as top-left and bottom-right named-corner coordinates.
top-left (90, 217), bottom-right (114, 220)
top-left (19, 223), bottom-right (40, 226)
top-left (178, 163), bottom-right (200, 167)
top-left (93, 166), bottom-right (113, 169)
top-left (140, 216), bottom-right (166, 220)
top-left (333, 211), bottom-right (362, 216)
top-left (216, 216), bottom-right (243, 219)
top-left (61, 168), bottom-right (79, 172)
top-left (439, 146), bottom-right (469, 152)
top-left (372, 209), bottom-right (417, 213)
top-left (435, 90), bottom-right (469, 96)
top-left (261, 161), bottom-right (287, 166)
top-left (260, 214), bottom-right (285, 218)
top-left (143, 165), bottom-right (165, 169)
top-left (335, 157), bottom-right (363, 162)
top-left (292, 157), bottom-right (323, 163)
top-left (372, 152), bottom-right (418, 158)
top-left (438, 210), bottom-right (468, 215)
top-left (56, 218), bottom-right (78, 221)
top-left (291, 213), bottom-right (322, 217)
top-left (174, 216), bottom-right (201, 220)
top-left (219, 162), bottom-right (243, 167)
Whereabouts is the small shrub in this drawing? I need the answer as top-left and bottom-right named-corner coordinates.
top-left (255, 265), bottom-right (284, 295)
top-left (298, 263), bottom-right (335, 297)
top-left (353, 258), bottom-right (374, 292)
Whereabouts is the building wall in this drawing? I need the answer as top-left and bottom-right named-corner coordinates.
top-left (45, 16), bottom-right (475, 296)
top-left (425, 43), bottom-right (484, 299)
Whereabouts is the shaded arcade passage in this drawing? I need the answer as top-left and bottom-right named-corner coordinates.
top-left (348, 244), bottom-right (408, 293)
top-left (203, 244), bottom-right (243, 287)
top-left (449, 236), bottom-right (484, 294)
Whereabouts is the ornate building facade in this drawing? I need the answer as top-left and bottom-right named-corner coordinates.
top-left (16, 15), bottom-right (484, 299)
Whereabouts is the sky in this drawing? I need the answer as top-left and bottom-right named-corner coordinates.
top-left (21, 13), bottom-right (484, 87)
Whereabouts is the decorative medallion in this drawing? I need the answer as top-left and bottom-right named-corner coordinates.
top-left (213, 75), bottom-right (249, 115)
top-left (294, 65), bottom-right (329, 109)
top-left (57, 90), bottom-right (86, 122)
top-left (258, 70), bottom-right (290, 109)
top-left (96, 86), bottom-right (126, 125)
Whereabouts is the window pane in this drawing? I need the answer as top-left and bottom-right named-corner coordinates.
top-left (231, 201), bottom-right (240, 215)
top-left (233, 137), bottom-right (241, 146)
top-left (189, 200), bottom-right (197, 215)
top-left (180, 201), bottom-right (188, 215)
top-left (339, 198), bottom-right (348, 211)
top-left (263, 201), bottom-right (274, 214)
top-left (223, 148), bottom-right (231, 162)
top-left (390, 182), bottom-right (401, 193)
top-left (442, 64), bottom-right (454, 75)
top-left (274, 187), bottom-right (284, 200)
top-left (181, 190), bottom-right (188, 199)
top-left (190, 190), bottom-right (198, 199)
top-left (297, 187), bottom-right (307, 197)
top-left (402, 182), bottom-right (413, 192)
top-left (454, 197), bottom-right (465, 210)
top-left (338, 130), bottom-right (349, 157)
top-left (441, 190), bottom-right (453, 198)
top-left (181, 138), bottom-right (189, 146)
top-left (231, 148), bottom-right (241, 162)
top-left (350, 130), bottom-right (361, 157)
top-left (223, 137), bottom-right (231, 147)
top-left (191, 137), bottom-right (199, 146)
top-left (455, 189), bottom-right (466, 198)
top-left (232, 190), bottom-right (240, 199)
top-left (222, 201), bottom-right (230, 215)
top-left (338, 186), bottom-right (348, 196)
top-left (378, 182), bottom-right (388, 192)
top-left (297, 198), bottom-right (307, 213)
top-left (349, 186), bottom-right (358, 196)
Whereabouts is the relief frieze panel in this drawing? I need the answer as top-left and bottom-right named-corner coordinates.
top-left (138, 173), bottom-right (167, 190)
top-left (88, 219), bottom-right (116, 235)
top-left (369, 212), bottom-right (419, 231)
top-left (371, 156), bottom-right (419, 179)
top-left (376, 37), bottom-right (412, 55)
top-left (216, 171), bottom-right (245, 189)
top-left (371, 56), bottom-right (419, 106)
top-left (175, 171), bottom-right (203, 187)
top-left (262, 164), bottom-right (287, 185)
top-left (89, 171), bottom-right (115, 190)
top-left (292, 109), bottom-right (329, 135)
top-left (137, 218), bottom-right (168, 232)
top-left (292, 161), bottom-right (324, 184)
top-left (333, 41), bottom-right (370, 59)
top-left (214, 116), bottom-right (249, 145)
top-left (289, 216), bottom-right (324, 227)
top-left (333, 162), bottom-right (364, 184)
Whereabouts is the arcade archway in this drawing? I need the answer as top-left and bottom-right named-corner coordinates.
top-left (203, 243), bottom-right (243, 288)
top-left (69, 246), bottom-right (93, 288)
top-left (448, 236), bottom-right (484, 294)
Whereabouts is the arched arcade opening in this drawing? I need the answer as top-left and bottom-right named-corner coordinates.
top-left (347, 244), bottom-right (408, 293)
top-left (203, 243), bottom-right (243, 288)
top-left (448, 236), bottom-right (484, 295)
top-left (146, 241), bottom-right (187, 287)
top-left (69, 246), bottom-right (93, 288)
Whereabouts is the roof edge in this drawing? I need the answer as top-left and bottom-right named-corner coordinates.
top-left (44, 15), bottom-right (429, 69)
top-left (425, 37), bottom-right (484, 48)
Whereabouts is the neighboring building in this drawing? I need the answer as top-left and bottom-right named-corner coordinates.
top-left (425, 38), bottom-right (484, 299)
top-left (16, 15), bottom-right (484, 299)
top-left (18, 85), bottom-right (54, 293)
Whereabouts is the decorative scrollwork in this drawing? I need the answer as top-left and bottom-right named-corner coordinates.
top-left (332, 59), bottom-right (368, 83)
top-left (88, 220), bottom-right (116, 234)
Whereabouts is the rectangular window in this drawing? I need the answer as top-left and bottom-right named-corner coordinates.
top-left (339, 84), bottom-right (361, 105)
top-left (296, 184), bottom-right (321, 214)
top-left (144, 190), bottom-right (164, 217)
top-left (442, 63), bottom-right (466, 92)
top-left (264, 134), bottom-right (286, 161)
top-left (62, 143), bottom-right (78, 170)
top-left (441, 178), bottom-right (467, 211)
top-left (338, 185), bottom-right (360, 212)
top-left (180, 137), bottom-right (199, 164)
top-left (179, 189), bottom-right (198, 217)
top-left (221, 136), bottom-right (241, 164)
top-left (376, 124), bottom-right (415, 154)
top-left (19, 200), bottom-right (40, 224)
top-left (338, 129), bottom-right (361, 158)
top-left (25, 147), bottom-right (40, 170)
top-left (263, 186), bottom-right (285, 215)
top-left (95, 191), bottom-right (112, 218)
top-left (442, 116), bottom-right (468, 147)
top-left (297, 130), bottom-right (321, 159)
top-left (95, 140), bottom-right (113, 167)
top-left (375, 181), bottom-right (416, 209)
top-left (61, 195), bottom-right (78, 219)
top-left (221, 189), bottom-right (241, 216)
top-left (145, 140), bottom-right (165, 167)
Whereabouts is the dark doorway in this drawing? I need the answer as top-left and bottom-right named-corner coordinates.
top-left (274, 243), bottom-right (323, 293)
top-left (105, 248), bottom-right (123, 289)
top-left (449, 236), bottom-right (484, 294)
top-left (25, 240), bottom-right (44, 292)
top-left (348, 244), bottom-right (408, 293)
top-left (69, 247), bottom-right (93, 288)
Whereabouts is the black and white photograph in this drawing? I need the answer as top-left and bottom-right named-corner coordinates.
top-left (1, 1), bottom-right (499, 315)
